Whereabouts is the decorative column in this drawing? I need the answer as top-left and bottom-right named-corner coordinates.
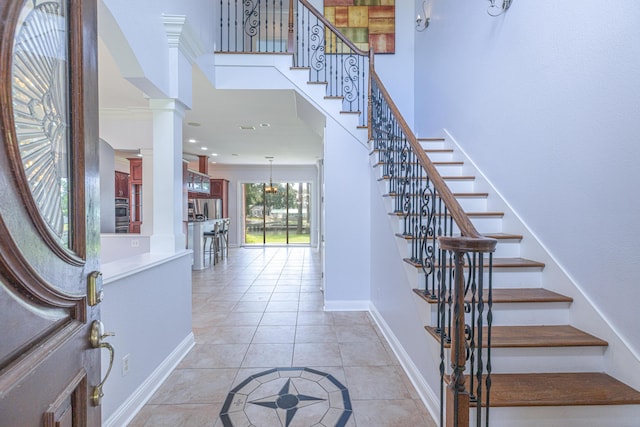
top-left (148, 99), bottom-right (186, 253)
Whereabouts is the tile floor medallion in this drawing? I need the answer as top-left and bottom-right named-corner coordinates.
top-left (219, 367), bottom-right (351, 427)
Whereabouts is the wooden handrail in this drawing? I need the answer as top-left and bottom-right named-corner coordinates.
top-left (297, 0), bottom-right (369, 57)
top-left (369, 67), bottom-right (496, 251)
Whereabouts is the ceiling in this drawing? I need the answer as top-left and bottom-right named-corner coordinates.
top-left (97, 39), bottom-right (324, 166)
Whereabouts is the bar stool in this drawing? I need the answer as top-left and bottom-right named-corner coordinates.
top-left (219, 219), bottom-right (229, 259)
top-left (203, 222), bottom-right (220, 265)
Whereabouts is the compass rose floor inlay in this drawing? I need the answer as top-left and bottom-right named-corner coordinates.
top-left (220, 367), bottom-right (352, 427)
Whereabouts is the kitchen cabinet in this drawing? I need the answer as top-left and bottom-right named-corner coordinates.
top-left (115, 171), bottom-right (129, 198)
top-left (210, 179), bottom-right (229, 218)
top-left (128, 158), bottom-right (142, 233)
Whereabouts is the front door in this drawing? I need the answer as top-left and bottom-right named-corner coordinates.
top-left (0, 0), bottom-right (102, 425)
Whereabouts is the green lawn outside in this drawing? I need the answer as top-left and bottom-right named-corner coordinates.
top-left (245, 231), bottom-right (310, 244)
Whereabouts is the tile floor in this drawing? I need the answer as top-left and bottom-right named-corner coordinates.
top-left (129, 247), bottom-right (436, 427)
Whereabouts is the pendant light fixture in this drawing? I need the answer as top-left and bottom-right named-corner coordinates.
top-left (265, 157), bottom-right (277, 194)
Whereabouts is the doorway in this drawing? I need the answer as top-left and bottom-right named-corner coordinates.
top-left (243, 182), bottom-right (311, 245)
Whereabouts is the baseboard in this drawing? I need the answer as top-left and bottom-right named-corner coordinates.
top-left (368, 303), bottom-right (441, 425)
top-left (323, 299), bottom-right (370, 311)
top-left (103, 332), bottom-right (196, 427)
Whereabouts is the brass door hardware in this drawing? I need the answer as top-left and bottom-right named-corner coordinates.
top-left (89, 320), bottom-right (115, 406)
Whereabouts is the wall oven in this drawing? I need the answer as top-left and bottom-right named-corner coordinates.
top-left (115, 197), bottom-right (130, 233)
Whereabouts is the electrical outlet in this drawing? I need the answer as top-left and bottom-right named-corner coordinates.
top-left (131, 239), bottom-right (139, 248)
top-left (122, 354), bottom-right (130, 376)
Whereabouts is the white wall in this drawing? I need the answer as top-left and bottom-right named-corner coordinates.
top-left (373, 1), bottom-right (416, 128)
top-left (322, 119), bottom-right (371, 309)
top-left (413, 1), bottom-right (640, 359)
top-left (101, 252), bottom-right (193, 424)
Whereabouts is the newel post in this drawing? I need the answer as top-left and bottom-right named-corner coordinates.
top-left (446, 248), bottom-right (470, 427)
top-left (288, 0), bottom-right (295, 53)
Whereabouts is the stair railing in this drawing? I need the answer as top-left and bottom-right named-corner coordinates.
top-left (215, 0), bottom-right (370, 126)
top-left (370, 67), bottom-right (497, 427)
top-left (215, 2), bottom-right (497, 425)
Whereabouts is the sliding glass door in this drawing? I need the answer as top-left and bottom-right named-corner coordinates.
top-left (243, 182), bottom-right (311, 245)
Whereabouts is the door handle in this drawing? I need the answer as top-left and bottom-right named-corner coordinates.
top-left (89, 320), bottom-right (115, 406)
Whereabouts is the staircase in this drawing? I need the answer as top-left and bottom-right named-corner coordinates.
top-left (372, 136), bottom-right (640, 426)
top-left (212, 0), bottom-right (640, 424)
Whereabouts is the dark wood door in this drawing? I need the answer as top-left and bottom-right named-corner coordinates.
top-left (0, 0), bottom-right (103, 425)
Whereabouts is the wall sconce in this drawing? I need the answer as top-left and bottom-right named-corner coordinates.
top-left (416, 1), bottom-right (429, 32)
top-left (487, 0), bottom-right (513, 16)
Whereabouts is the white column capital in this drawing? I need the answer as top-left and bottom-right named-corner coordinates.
top-left (148, 98), bottom-right (187, 117)
top-left (162, 14), bottom-right (205, 65)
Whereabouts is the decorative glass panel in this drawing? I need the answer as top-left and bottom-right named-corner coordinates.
top-left (12, 0), bottom-right (71, 248)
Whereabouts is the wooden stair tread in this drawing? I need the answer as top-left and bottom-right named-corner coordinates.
top-left (425, 325), bottom-right (607, 348)
top-left (385, 192), bottom-right (488, 198)
top-left (417, 137), bottom-right (445, 142)
top-left (373, 161), bottom-right (463, 167)
top-left (389, 211), bottom-right (504, 218)
top-left (397, 232), bottom-right (522, 241)
top-left (468, 373), bottom-right (640, 407)
top-left (377, 175), bottom-right (475, 182)
top-left (412, 287), bottom-right (573, 304)
top-left (404, 257), bottom-right (545, 269)
top-left (443, 175), bottom-right (475, 180)
top-left (324, 95), bottom-right (344, 100)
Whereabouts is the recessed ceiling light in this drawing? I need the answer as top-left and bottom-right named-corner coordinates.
top-left (188, 138), bottom-right (197, 143)
top-left (201, 147), bottom-right (208, 150)
top-left (264, 156), bottom-right (274, 159)
top-left (210, 161), bottom-right (217, 164)
top-left (239, 125), bottom-right (256, 130)
top-left (137, 153), bottom-right (143, 157)
top-left (232, 154), bottom-right (239, 156)
top-left (260, 123), bottom-right (270, 127)
top-left (187, 122), bottom-right (201, 127)
top-left (210, 153), bottom-right (218, 157)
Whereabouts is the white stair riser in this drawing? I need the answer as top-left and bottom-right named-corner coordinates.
top-left (420, 140), bottom-right (447, 150)
top-left (472, 405), bottom-right (640, 427)
top-left (437, 346), bottom-right (605, 375)
top-left (444, 179), bottom-right (476, 193)
top-left (434, 163), bottom-right (464, 175)
top-left (455, 197), bottom-right (488, 212)
top-left (484, 347), bottom-right (606, 374)
top-left (491, 241), bottom-right (521, 258)
top-left (427, 302), bottom-right (571, 328)
top-left (424, 151), bottom-right (455, 162)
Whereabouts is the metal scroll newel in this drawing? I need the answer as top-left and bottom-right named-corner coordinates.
top-left (215, 1), bottom-right (497, 424)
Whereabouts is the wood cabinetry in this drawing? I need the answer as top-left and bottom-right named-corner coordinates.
top-left (128, 158), bottom-right (142, 233)
top-left (210, 179), bottom-right (229, 218)
top-left (115, 171), bottom-right (129, 198)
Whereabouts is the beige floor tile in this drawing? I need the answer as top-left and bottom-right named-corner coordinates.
top-left (260, 311), bottom-right (297, 326)
top-left (352, 399), bottom-right (437, 427)
top-left (219, 312), bottom-right (264, 326)
top-left (331, 311), bottom-right (372, 325)
top-left (269, 292), bottom-right (300, 302)
top-left (130, 403), bottom-right (219, 427)
top-left (148, 368), bottom-right (237, 404)
top-left (272, 285), bottom-right (301, 293)
top-left (239, 292), bottom-right (272, 302)
top-left (293, 342), bottom-right (343, 366)
top-left (343, 366), bottom-right (412, 400)
top-left (265, 300), bottom-right (299, 312)
top-left (252, 325), bottom-right (296, 343)
top-left (179, 344), bottom-right (249, 369)
top-left (339, 341), bottom-right (395, 367)
top-left (295, 325), bottom-right (338, 343)
top-left (193, 326), bottom-right (257, 344)
top-left (334, 323), bottom-right (381, 343)
top-left (231, 300), bottom-right (269, 313)
top-left (296, 311), bottom-right (334, 326)
top-left (241, 343), bottom-right (294, 367)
